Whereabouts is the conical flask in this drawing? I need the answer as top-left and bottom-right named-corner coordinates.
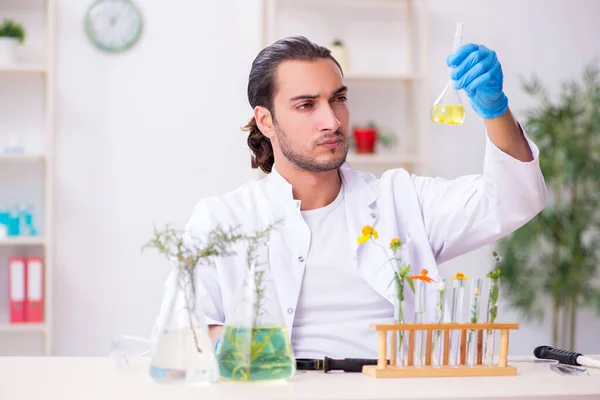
top-left (150, 268), bottom-right (219, 384)
top-left (431, 22), bottom-right (466, 126)
top-left (216, 236), bottom-right (296, 382)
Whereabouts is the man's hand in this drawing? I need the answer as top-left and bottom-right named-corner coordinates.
top-left (447, 44), bottom-right (508, 119)
top-left (209, 325), bottom-right (224, 346)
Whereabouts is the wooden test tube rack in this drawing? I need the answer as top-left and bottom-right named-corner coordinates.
top-left (362, 322), bottom-right (519, 378)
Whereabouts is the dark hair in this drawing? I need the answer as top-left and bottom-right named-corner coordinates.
top-left (243, 36), bottom-right (344, 174)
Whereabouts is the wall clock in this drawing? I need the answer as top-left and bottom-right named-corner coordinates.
top-left (85, 0), bottom-right (143, 53)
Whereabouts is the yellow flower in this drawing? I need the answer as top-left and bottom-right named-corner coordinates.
top-left (389, 237), bottom-right (402, 251)
top-left (357, 225), bottom-right (378, 244)
top-left (451, 272), bottom-right (468, 280)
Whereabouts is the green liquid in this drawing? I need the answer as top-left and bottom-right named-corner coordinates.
top-left (217, 326), bottom-right (296, 381)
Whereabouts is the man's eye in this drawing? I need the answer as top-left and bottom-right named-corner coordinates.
top-left (297, 103), bottom-right (313, 110)
top-left (335, 96), bottom-right (347, 103)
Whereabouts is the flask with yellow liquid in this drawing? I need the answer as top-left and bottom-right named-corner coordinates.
top-left (431, 22), bottom-right (465, 126)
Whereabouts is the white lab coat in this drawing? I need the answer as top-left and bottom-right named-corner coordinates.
top-left (153, 133), bottom-right (547, 354)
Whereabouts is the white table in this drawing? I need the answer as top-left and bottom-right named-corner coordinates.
top-left (0, 356), bottom-right (599, 400)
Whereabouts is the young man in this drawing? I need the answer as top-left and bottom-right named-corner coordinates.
top-left (154, 36), bottom-right (546, 366)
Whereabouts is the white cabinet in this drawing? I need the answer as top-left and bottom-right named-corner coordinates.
top-left (0, 0), bottom-right (55, 356)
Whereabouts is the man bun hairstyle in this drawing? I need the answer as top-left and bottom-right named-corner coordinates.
top-left (244, 36), bottom-right (344, 174)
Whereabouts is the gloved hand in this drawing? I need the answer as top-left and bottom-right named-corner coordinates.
top-left (446, 44), bottom-right (509, 119)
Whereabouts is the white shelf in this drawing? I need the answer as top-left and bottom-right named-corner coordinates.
top-left (277, 0), bottom-right (410, 8)
top-left (0, 0), bottom-right (54, 356)
top-left (0, 237), bottom-right (45, 246)
top-left (262, 0), bottom-right (429, 178)
top-left (347, 153), bottom-right (422, 165)
top-left (0, 322), bottom-right (46, 333)
top-left (0, 153), bottom-right (45, 163)
top-left (0, 64), bottom-right (47, 74)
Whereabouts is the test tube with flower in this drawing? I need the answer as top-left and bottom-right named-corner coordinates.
top-left (467, 277), bottom-right (483, 367)
top-left (484, 252), bottom-right (502, 366)
top-left (449, 272), bottom-right (467, 367)
top-left (411, 269), bottom-right (434, 367)
top-left (357, 229), bottom-right (415, 369)
top-left (432, 276), bottom-right (446, 367)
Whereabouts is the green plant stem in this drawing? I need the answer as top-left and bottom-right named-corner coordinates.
top-left (179, 267), bottom-right (202, 353)
top-left (253, 269), bottom-right (265, 327)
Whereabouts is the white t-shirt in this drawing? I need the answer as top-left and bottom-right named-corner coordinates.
top-left (291, 186), bottom-right (394, 359)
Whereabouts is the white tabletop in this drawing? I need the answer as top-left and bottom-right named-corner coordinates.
top-left (0, 356), bottom-right (599, 400)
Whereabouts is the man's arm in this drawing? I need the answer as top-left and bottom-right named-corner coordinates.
top-left (411, 43), bottom-right (547, 264)
top-left (484, 108), bottom-right (533, 162)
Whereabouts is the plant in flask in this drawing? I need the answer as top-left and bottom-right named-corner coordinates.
top-left (484, 252), bottom-right (502, 366)
top-left (216, 219), bottom-right (297, 382)
top-left (466, 277), bottom-right (483, 367)
top-left (411, 269), bottom-right (435, 367)
top-left (432, 275), bottom-right (446, 368)
top-left (449, 272), bottom-right (467, 367)
top-left (142, 223), bottom-right (246, 384)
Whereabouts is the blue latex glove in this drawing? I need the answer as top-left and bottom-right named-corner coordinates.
top-left (446, 44), bottom-right (508, 119)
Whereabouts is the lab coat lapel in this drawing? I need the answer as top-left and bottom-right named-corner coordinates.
top-left (340, 164), bottom-right (408, 307)
top-left (342, 170), bottom-right (379, 258)
top-left (260, 168), bottom-right (309, 335)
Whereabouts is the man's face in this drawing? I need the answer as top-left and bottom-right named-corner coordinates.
top-left (266, 58), bottom-right (349, 173)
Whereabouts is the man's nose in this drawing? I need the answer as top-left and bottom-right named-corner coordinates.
top-left (318, 105), bottom-right (341, 132)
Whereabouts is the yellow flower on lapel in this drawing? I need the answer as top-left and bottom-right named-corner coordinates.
top-left (357, 225), bottom-right (378, 244)
top-left (389, 237), bottom-right (402, 251)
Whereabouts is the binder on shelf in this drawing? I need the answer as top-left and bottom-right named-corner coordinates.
top-left (8, 257), bottom-right (26, 323)
top-left (25, 257), bottom-right (44, 323)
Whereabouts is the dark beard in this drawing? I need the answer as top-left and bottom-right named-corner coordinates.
top-left (275, 121), bottom-right (348, 173)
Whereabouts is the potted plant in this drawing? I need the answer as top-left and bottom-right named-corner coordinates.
top-left (0, 19), bottom-right (26, 65)
top-left (496, 61), bottom-right (600, 351)
top-left (351, 122), bottom-right (396, 154)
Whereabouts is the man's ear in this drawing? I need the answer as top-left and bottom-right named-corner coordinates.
top-left (254, 106), bottom-right (275, 140)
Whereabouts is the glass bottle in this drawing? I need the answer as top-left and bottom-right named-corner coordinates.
top-left (431, 22), bottom-right (466, 126)
top-left (149, 267), bottom-right (219, 384)
top-left (330, 39), bottom-right (348, 73)
top-left (216, 236), bottom-right (296, 382)
top-left (484, 277), bottom-right (501, 366)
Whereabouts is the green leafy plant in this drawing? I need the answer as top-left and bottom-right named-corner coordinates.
top-left (0, 19), bottom-right (26, 44)
top-left (496, 61), bottom-right (600, 351)
top-left (243, 219), bottom-right (281, 326)
top-left (143, 223), bottom-right (246, 352)
top-left (216, 219), bottom-right (297, 382)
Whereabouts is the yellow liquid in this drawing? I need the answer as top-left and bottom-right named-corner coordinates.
top-left (431, 104), bottom-right (465, 125)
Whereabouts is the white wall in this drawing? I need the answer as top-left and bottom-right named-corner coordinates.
top-left (51, 0), bottom-right (263, 355)
top-left (426, 0), bottom-right (600, 355)
top-left (9, 0), bottom-right (597, 355)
